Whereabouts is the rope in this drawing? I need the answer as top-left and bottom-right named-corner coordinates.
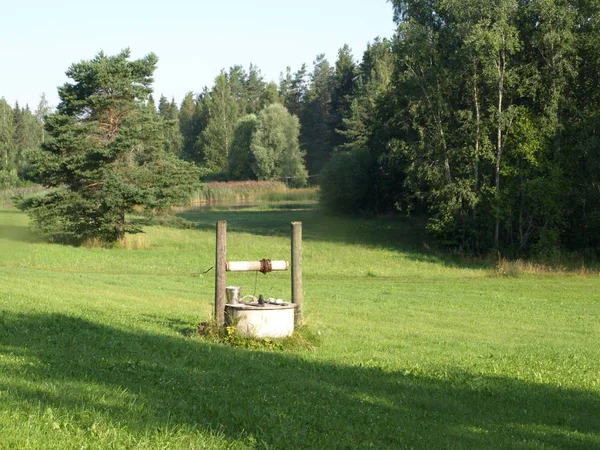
top-left (259, 259), bottom-right (272, 274)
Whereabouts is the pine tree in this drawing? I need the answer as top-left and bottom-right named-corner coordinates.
top-left (337, 38), bottom-right (393, 150)
top-left (158, 95), bottom-right (173, 119)
top-left (301, 54), bottom-right (335, 175)
top-left (0, 99), bottom-right (15, 171)
top-left (245, 64), bottom-right (266, 114)
top-left (227, 65), bottom-right (249, 113)
top-left (279, 67), bottom-right (293, 105)
top-left (35, 93), bottom-right (51, 144)
top-left (261, 82), bottom-right (280, 108)
top-left (283, 64), bottom-right (309, 117)
top-left (331, 44), bottom-right (357, 149)
top-left (147, 94), bottom-right (157, 114)
top-left (196, 73), bottom-right (240, 173)
top-left (158, 95), bottom-right (183, 155)
top-left (17, 49), bottom-right (200, 244)
top-left (12, 103), bottom-right (43, 177)
top-left (179, 92), bottom-right (199, 161)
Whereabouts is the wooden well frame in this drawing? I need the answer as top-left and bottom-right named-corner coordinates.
top-left (214, 221), bottom-right (303, 327)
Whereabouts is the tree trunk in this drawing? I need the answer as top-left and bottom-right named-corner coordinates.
top-left (441, 126), bottom-right (452, 184)
top-left (494, 52), bottom-right (506, 250)
top-left (473, 62), bottom-right (481, 253)
top-left (436, 79), bottom-right (451, 184)
top-left (518, 160), bottom-right (525, 248)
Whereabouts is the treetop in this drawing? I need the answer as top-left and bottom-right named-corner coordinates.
top-left (58, 49), bottom-right (158, 119)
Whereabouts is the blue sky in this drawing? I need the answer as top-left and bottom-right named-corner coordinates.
top-left (3, 0), bottom-right (396, 110)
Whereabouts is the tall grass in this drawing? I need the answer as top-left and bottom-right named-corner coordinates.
top-left (189, 181), bottom-right (318, 206)
top-left (492, 256), bottom-right (599, 277)
top-left (256, 187), bottom-right (318, 203)
top-left (0, 185), bottom-right (45, 209)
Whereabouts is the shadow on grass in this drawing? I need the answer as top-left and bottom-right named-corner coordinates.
top-left (178, 207), bottom-right (488, 270)
top-left (0, 224), bottom-right (41, 243)
top-left (1, 312), bottom-right (598, 448)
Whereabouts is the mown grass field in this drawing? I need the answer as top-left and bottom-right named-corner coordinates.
top-left (0, 198), bottom-right (599, 449)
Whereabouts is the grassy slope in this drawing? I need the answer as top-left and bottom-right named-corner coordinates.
top-left (0, 207), bottom-right (599, 449)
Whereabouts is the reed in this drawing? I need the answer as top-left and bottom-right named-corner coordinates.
top-left (189, 181), bottom-right (318, 206)
top-left (0, 185), bottom-right (45, 209)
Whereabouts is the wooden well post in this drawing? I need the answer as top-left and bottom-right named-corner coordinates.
top-left (291, 221), bottom-right (303, 326)
top-left (213, 220), bottom-right (303, 327)
top-left (214, 221), bottom-right (227, 326)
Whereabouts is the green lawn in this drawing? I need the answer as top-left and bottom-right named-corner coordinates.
top-left (0, 205), bottom-right (599, 449)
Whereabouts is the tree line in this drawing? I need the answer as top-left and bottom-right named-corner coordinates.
top-left (3, 0), bottom-right (600, 257)
top-left (143, 45), bottom-right (390, 186)
top-left (0, 96), bottom-right (50, 187)
top-left (322, 0), bottom-right (600, 258)
top-left (0, 42), bottom-right (392, 244)
top-left (0, 41), bottom-right (388, 188)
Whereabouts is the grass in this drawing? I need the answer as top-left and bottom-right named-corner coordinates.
top-left (0, 197), bottom-right (599, 448)
top-left (189, 181), bottom-right (318, 208)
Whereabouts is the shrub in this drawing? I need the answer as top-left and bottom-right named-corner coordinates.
top-left (319, 147), bottom-right (380, 215)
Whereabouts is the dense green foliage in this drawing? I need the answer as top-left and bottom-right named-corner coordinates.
top-left (0, 96), bottom-right (47, 183)
top-left (227, 104), bottom-right (308, 186)
top-left (195, 74), bottom-right (240, 173)
top-left (16, 50), bottom-right (200, 244)
top-left (251, 104), bottom-right (308, 186)
top-left (5, 1), bottom-right (600, 256)
top-left (318, 0), bottom-right (600, 258)
top-left (228, 114), bottom-right (259, 181)
top-left (1, 203), bottom-right (599, 448)
top-left (319, 147), bottom-right (379, 215)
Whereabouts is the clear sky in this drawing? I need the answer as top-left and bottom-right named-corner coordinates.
top-left (3, 0), bottom-right (396, 110)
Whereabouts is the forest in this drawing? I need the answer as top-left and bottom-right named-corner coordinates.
top-left (1, 0), bottom-right (599, 258)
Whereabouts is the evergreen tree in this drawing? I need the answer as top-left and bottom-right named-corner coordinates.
top-left (17, 49), bottom-right (200, 244)
top-left (227, 65), bottom-right (249, 113)
top-left (301, 54), bottom-right (334, 176)
top-left (260, 82), bottom-right (280, 109)
top-left (0, 99), bottom-right (15, 171)
top-left (35, 93), bottom-right (51, 144)
top-left (319, 38), bottom-right (395, 216)
top-left (12, 102), bottom-right (24, 166)
top-left (146, 94), bottom-right (157, 114)
top-left (158, 95), bottom-right (176, 119)
top-left (338, 38), bottom-right (393, 150)
top-left (331, 44), bottom-right (357, 148)
top-left (245, 64), bottom-right (266, 114)
top-left (196, 73), bottom-right (240, 173)
top-left (281, 64), bottom-right (308, 117)
top-left (13, 103), bottom-right (43, 177)
top-left (158, 95), bottom-right (183, 155)
top-left (179, 92), bottom-right (199, 161)
top-left (279, 67), bottom-right (293, 105)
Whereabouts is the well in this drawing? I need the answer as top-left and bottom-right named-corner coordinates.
top-left (225, 302), bottom-right (296, 338)
top-left (214, 221), bottom-right (303, 328)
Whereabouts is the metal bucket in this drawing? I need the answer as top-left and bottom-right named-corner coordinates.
top-left (225, 286), bottom-right (241, 304)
